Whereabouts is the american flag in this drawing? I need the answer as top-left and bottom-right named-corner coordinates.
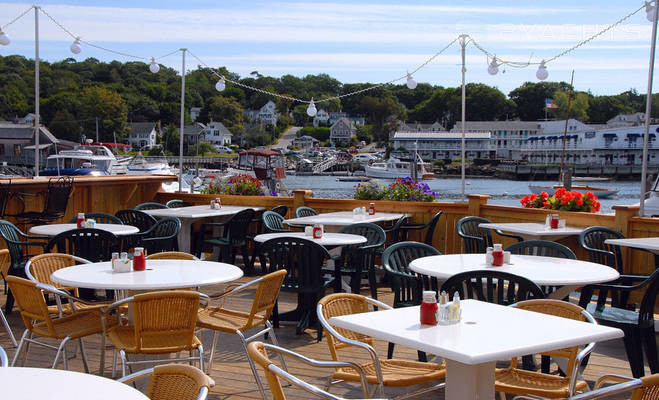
top-left (545, 99), bottom-right (558, 109)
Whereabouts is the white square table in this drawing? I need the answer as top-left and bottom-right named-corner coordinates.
top-left (284, 211), bottom-right (408, 232)
top-left (143, 205), bottom-right (265, 253)
top-left (329, 300), bottom-right (623, 400)
top-left (478, 222), bottom-right (584, 241)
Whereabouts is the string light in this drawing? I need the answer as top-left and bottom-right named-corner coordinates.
top-left (149, 57), bottom-right (160, 73)
top-left (536, 60), bottom-right (549, 81)
top-left (307, 98), bottom-right (317, 117)
top-left (646, 1), bottom-right (657, 22)
top-left (70, 37), bottom-right (81, 54)
top-left (215, 76), bottom-right (225, 92)
top-left (406, 73), bottom-right (418, 89)
top-left (0, 28), bottom-right (9, 46)
top-left (487, 57), bottom-right (499, 75)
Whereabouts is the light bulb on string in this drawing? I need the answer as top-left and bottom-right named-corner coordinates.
top-left (646, 1), bottom-right (657, 22)
top-left (149, 57), bottom-right (160, 73)
top-left (536, 60), bottom-right (549, 81)
top-left (307, 98), bottom-right (317, 117)
top-left (0, 29), bottom-right (9, 46)
top-left (406, 73), bottom-right (417, 90)
top-left (215, 76), bottom-right (225, 92)
top-left (488, 57), bottom-right (499, 75)
top-left (70, 37), bottom-right (82, 54)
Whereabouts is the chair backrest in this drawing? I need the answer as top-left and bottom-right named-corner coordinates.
top-left (338, 222), bottom-right (386, 248)
top-left (25, 253), bottom-right (89, 293)
top-left (271, 205), bottom-right (288, 217)
top-left (145, 364), bottom-right (212, 400)
top-left (135, 202), bottom-right (168, 211)
top-left (440, 270), bottom-right (545, 305)
top-left (6, 276), bottom-right (56, 337)
top-left (43, 176), bottom-right (74, 216)
top-left (295, 206), bottom-right (317, 218)
top-left (385, 215), bottom-right (408, 244)
top-left (131, 291), bottom-right (201, 353)
top-left (456, 216), bottom-right (493, 254)
top-left (140, 217), bottom-right (181, 254)
top-left (579, 226), bottom-right (625, 273)
top-left (381, 241), bottom-right (441, 308)
top-left (634, 374), bottom-right (659, 400)
top-left (247, 341), bottom-right (289, 400)
top-left (147, 251), bottom-right (197, 260)
top-left (422, 211), bottom-right (443, 245)
top-left (259, 237), bottom-right (332, 293)
top-left (0, 345), bottom-right (7, 367)
top-left (0, 179), bottom-right (11, 218)
top-left (68, 212), bottom-right (123, 225)
top-left (0, 249), bottom-right (10, 282)
top-left (638, 269), bottom-right (659, 328)
top-left (505, 240), bottom-right (576, 259)
top-left (166, 200), bottom-right (192, 208)
top-left (46, 228), bottom-right (119, 262)
top-left (0, 220), bottom-right (31, 267)
top-left (224, 209), bottom-right (256, 244)
top-left (115, 209), bottom-right (157, 232)
top-left (262, 211), bottom-right (288, 233)
top-left (243, 270), bottom-right (288, 328)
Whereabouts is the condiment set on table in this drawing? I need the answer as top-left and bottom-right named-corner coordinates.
top-left (111, 247), bottom-right (146, 273)
top-left (352, 202), bottom-right (376, 220)
top-left (420, 290), bottom-right (461, 326)
top-left (76, 213), bottom-right (96, 229)
top-left (210, 197), bottom-right (222, 209)
top-left (304, 224), bottom-right (325, 239)
top-left (486, 244), bottom-right (511, 266)
top-left (545, 213), bottom-right (566, 229)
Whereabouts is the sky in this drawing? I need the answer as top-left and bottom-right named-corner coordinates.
top-left (0, 0), bottom-right (657, 99)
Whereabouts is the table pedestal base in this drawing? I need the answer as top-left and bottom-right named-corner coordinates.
top-left (445, 359), bottom-right (495, 400)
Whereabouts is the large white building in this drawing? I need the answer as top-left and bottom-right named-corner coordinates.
top-left (393, 131), bottom-right (494, 161)
top-left (245, 100), bottom-right (279, 125)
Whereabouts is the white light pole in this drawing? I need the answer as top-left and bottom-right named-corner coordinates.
top-left (459, 34), bottom-right (468, 202)
top-left (179, 48), bottom-right (187, 193)
top-left (34, 6), bottom-right (40, 177)
top-left (640, 1), bottom-right (659, 216)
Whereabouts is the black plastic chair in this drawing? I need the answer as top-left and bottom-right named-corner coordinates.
top-left (399, 211), bottom-right (443, 246)
top-left (0, 220), bottom-right (49, 312)
top-left (335, 223), bottom-right (386, 299)
top-left (295, 206), bottom-right (318, 218)
top-left (259, 236), bottom-right (333, 341)
top-left (271, 205), bottom-right (288, 217)
top-left (382, 241), bottom-right (441, 361)
top-left (13, 176), bottom-right (73, 227)
top-left (115, 209), bottom-right (158, 251)
top-left (203, 208), bottom-right (255, 270)
top-left (262, 211), bottom-right (290, 233)
top-left (382, 215), bottom-right (408, 245)
top-left (579, 226), bottom-right (625, 274)
top-left (134, 202), bottom-right (167, 211)
top-left (579, 268), bottom-right (659, 378)
top-left (137, 217), bottom-right (181, 254)
top-left (440, 269), bottom-right (545, 305)
top-left (456, 216), bottom-right (523, 254)
top-left (165, 200), bottom-right (192, 208)
top-left (0, 179), bottom-right (11, 219)
top-left (505, 240), bottom-right (576, 259)
top-left (67, 212), bottom-right (123, 225)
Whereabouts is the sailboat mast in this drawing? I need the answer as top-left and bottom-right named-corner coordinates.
top-left (559, 70), bottom-right (575, 185)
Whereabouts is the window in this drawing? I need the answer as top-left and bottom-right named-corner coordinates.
top-left (0, 144), bottom-right (4, 155)
top-left (14, 145), bottom-right (21, 156)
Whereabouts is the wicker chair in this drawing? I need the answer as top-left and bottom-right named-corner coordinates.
top-left (166, 199), bottom-right (192, 208)
top-left (197, 270), bottom-right (287, 399)
top-left (67, 212), bottom-right (123, 225)
top-left (440, 270), bottom-right (545, 305)
top-left (247, 341), bottom-right (371, 400)
top-left (7, 276), bottom-right (114, 371)
top-left (147, 251), bottom-right (198, 260)
top-left (335, 223), bottom-right (386, 298)
top-left (456, 216), bottom-right (523, 253)
top-left (317, 293), bottom-right (446, 399)
top-left (494, 299), bottom-right (597, 399)
top-left (134, 202), bottom-right (168, 210)
top-left (137, 217), bottom-right (181, 254)
top-left (118, 364), bottom-right (213, 400)
top-left (295, 206), bottom-right (318, 218)
top-left (0, 345), bottom-right (7, 367)
top-left (0, 249), bottom-right (16, 346)
top-left (381, 241), bottom-right (441, 361)
top-left (101, 290), bottom-right (206, 377)
top-left (271, 205), bottom-right (288, 217)
top-left (398, 210), bottom-right (443, 246)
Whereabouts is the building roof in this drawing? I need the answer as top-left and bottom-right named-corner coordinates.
top-left (452, 121), bottom-right (541, 131)
top-left (394, 131), bottom-right (491, 139)
top-left (0, 123), bottom-right (59, 143)
top-left (128, 122), bottom-right (156, 135)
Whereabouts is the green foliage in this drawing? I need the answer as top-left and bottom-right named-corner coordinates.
top-left (551, 91), bottom-right (589, 121)
top-left (355, 125), bottom-right (373, 143)
top-left (472, 158), bottom-right (500, 166)
top-left (201, 174), bottom-right (267, 196)
top-left (354, 177), bottom-right (437, 202)
top-left (160, 124), bottom-right (180, 155)
top-left (77, 86), bottom-right (128, 141)
top-left (299, 126), bottom-right (330, 142)
top-left (187, 142), bottom-right (217, 156)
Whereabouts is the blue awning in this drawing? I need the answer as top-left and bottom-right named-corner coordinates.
top-left (548, 136), bottom-right (557, 140)
top-left (570, 135), bottom-right (578, 139)
top-left (538, 136), bottom-right (545, 140)
top-left (603, 133), bottom-right (617, 138)
top-left (651, 133), bottom-right (656, 139)
top-left (627, 133), bottom-right (641, 138)
top-left (528, 137), bottom-right (537, 141)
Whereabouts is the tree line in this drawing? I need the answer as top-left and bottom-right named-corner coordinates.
top-left (0, 55), bottom-right (654, 146)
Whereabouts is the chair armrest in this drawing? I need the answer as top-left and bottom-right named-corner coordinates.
top-left (399, 223), bottom-right (427, 232)
top-left (384, 268), bottom-right (416, 280)
top-left (206, 277), bottom-right (263, 307)
top-left (202, 221), bottom-right (231, 228)
top-left (494, 230), bottom-right (524, 242)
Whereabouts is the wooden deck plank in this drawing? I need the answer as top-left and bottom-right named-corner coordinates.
top-left (0, 275), bottom-right (652, 399)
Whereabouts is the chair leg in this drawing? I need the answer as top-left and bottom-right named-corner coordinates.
top-left (22, 331), bottom-right (33, 366)
top-left (387, 342), bottom-right (395, 359)
top-left (0, 307), bottom-right (16, 347)
top-left (99, 333), bottom-right (106, 376)
top-left (197, 344), bottom-right (205, 373)
top-left (622, 329), bottom-right (646, 378)
top-left (11, 329), bottom-right (29, 366)
top-left (120, 349), bottom-right (128, 377)
top-left (53, 337), bottom-right (71, 369)
top-left (207, 330), bottom-right (220, 371)
top-left (368, 266), bottom-right (378, 300)
top-left (237, 329), bottom-right (269, 400)
top-left (642, 327), bottom-right (658, 374)
top-left (78, 338), bottom-right (90, 373)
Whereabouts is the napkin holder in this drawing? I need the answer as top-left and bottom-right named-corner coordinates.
top-left (112, 258), bottom-right (132, 273)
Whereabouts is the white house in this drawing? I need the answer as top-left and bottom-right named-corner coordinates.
top-left (291, 135), bottom-right (319, 151)
top-left (329, 112), bottom-right (365, 126)
top-left (393, 131), bottom-right (494, 161)
top-left (606, 112), bottom-right (646, 128)
top-left (452, 120), bottom-right (541, 160)
top-left (330, 117), bottom-right (357, 146)
top-left (127, 122), bottom-right (157, 149)
top-left (204, 121), bottom-right (232, 146)
top-left (245, 100), bottom-right (279, 125)
top-left (313, 109), bottom-right (330, 127)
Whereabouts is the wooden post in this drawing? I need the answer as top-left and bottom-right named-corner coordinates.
top-left (613, 205), bottom-right (640, 274)
top-left (293, 189), bottom-right (312, 214)
top-left (467, 194), bottom-right (490, 217)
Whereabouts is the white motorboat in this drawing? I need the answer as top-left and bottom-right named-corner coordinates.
top-left (528, 184), bottom-right (619, 199)
top-left (41, 145), bottom-right (123, 176)
top-left (125, 153), bottom-right (173, 175)
top-left (364, 157), bottom-right (434, 180)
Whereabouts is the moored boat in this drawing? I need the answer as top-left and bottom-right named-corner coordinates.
top-left (40, 145), bottom-right (120, 176)
top-left (528, 184), bottom-right (619, 199)
top-left (364, 157), bottom-right (434, 180)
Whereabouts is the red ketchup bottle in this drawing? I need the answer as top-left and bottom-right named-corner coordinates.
top-left (550, 213), bottom-right (559, 229)
top-left (492, 243), bottom-right (504, 266)
top-left (133, 247), bottom-right (146, 271)
top-left (312, 223), bottom-right (323, 239)
top-left (420, 291), bottom-right (438, 325)
top-left (368, 202), bottom-right (376, 215)
top-left (76, 213), bottom-right (85, 228)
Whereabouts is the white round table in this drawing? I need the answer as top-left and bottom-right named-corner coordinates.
top-left (1, 367), bottom-right (149, 399)
top-left (254, 232), bottom-right (367, 246)
top-left (50, 259), bottom-right (243, 290)
top-left (30, 223), bottom-right (139, 236)
top-left (409, 254), bottom-right (620, 299)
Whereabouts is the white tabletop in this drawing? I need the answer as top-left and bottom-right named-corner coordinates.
top-left (479, 222), bottom-right (584, 238)
top-left (254, 232), bottom-right (367, 246)
top-left (284, 211), bottom-right (408, 227)
top-left (30, 223), bottom-right (139, 237)
top-left (50, 259), bottom-right (243, 290)
top-left (1, 367), bottom-right (149, 399)
top-left (409, 254), bottom-right (619, 287)
top-left (143, 204), bottom-right (265, 219)
top-left (329, 300), bottom-right (623, 365)
top-left (605, 237), bottom-right (659, 252)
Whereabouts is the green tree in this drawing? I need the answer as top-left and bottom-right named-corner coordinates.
top-left (160, 124), bottom-right (180, 155)
top-left (203, 96), bottom-right (245, 132)
top-left (509, 81), bottom-right (571, 120)
top-left (588, 95), bottom-right (634, 123)
top-left (551, 91), bottom-right (589, 121)
top-left (49, 109), bottom-right (80, 141)
top-left (359, 96), bottom-right (402, 142)
top-left (77, 86), bottom-right (127, 142)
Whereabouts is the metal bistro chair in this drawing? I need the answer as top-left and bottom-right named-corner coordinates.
top-left (147, 251), bottom-right (198, 260)
top-left (68, 212), bottom-right (123, 225)
top-left (0, 345), bottom-right (7, 367)
top-left (166, 199), bottom-right (192, 208)
top-left (0, 249), bottom-right (17, 346)
top-left (137, 217), bottom-right (181, 254)
top-left (118, 364), bottom-right (213, 400)
top-left (13, 176), bottom-right (74, 227)
top-left (134, 202), bottom-right (168, 211)
top-left (456, 216), bottom-right (523, 254)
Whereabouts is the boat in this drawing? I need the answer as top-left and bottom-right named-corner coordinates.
top-left (572, 176), bottom-right (614, 182)
top-left (364, 157), bottom-right (434, 180)
top-left (528, 184), bottom-right (619, 199)
top-left (125, 153), bottom-right (173, 175)
top-left (40, 145), bottom-right (122, 176)
top-left (336, 176), bottom-right (371, 183)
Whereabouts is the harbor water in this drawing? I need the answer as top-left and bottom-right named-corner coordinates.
top-left (283, 176), bottom-right (643, 214)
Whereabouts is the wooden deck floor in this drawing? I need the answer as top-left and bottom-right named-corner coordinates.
top-left (0, 274), bottom-right (652, 399)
